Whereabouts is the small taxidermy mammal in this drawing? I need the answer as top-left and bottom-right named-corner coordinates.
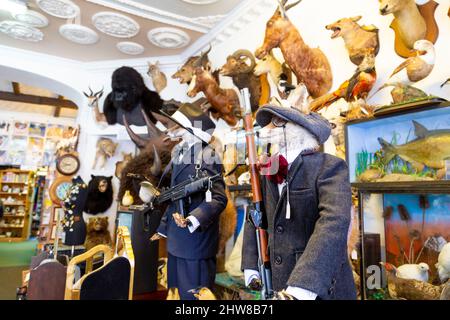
top-left (147, 61), bottom-right (167, 93)
top-left (84, 175), bottom-right (113, 215)
top-left (93, 137), bottom-right (118, 170)
top-left (115, 152), bottom-right (133, 179)
top-left (84, 216), bottom-right (112, 251)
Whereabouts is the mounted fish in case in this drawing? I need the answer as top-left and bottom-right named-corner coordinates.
top-left (346, 101), bottom-right (450, 184)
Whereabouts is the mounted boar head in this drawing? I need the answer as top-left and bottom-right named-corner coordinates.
top-left (255, 0), bottom-right (302, 59)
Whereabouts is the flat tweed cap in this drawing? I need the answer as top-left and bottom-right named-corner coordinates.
top-left (256, 104), bottom-right (331, 144)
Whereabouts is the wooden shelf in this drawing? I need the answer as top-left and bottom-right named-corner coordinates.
top-left (0, 226), bottom-right (25, 229)
top-left (1, 215), bottom-right (25, 218)
top-left (0, 192), bottom-right (27, 196)
top-left (1, 181), bottom-right (27, 184)
top-left (2, 203), bottom-right (25, 206)
top-left (0, 237), bottom-right (26, 242)
top-left (352, 181), bottom-right (450, 193)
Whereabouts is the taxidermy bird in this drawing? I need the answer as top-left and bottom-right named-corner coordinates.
top-left (370, 82), bottom-right (428, 104)
top-left (188, 287), bottom-right (217, 300)
top-left (310, 50), bottom-right (376, 112)
top-left (441, 79), bottom-right (450, 88)
top-left (436, 243), bottom-right (450, 283)
top-left (382, 262), bottom-right (430, 282)
top-left (388, 40), bottom-right (435, 84)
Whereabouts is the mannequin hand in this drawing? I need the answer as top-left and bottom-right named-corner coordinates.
top-left (173, 213), bottom-right (188, 228)
top-left (150, 233), bottom-right (163, 242)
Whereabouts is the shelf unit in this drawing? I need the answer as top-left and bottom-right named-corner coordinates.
top-left (0, 169), bottom-right (34, 242)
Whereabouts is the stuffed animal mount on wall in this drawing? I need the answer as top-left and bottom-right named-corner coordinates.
top-left (84, 216), bottom-right (112, 251)
top-left (325, 15), bottom-right (379, 66)
top-left (379, 0), bottom-right (439, 58)
top-left (93, 137), bottom-right (118, 170)
top-left (85, 175), bottom-right (114, 215)
top-left (255, 0), bottom-right (333, 98)
top-left (115, 152), bottom-right (133, 179)
top-left (147, 61), bottom-right (167, 93)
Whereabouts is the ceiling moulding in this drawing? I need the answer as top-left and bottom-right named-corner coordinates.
top-left (0, 20), bottom-right (44, 42)
top-left (116, 41), bottom-right (145, 55)
top-left (147, 27), bottom-right (191, 49)
top-left (86, 0), bottom-right (224, 33)
top-left (59, 24), bottom-right (99, 45)
top-left (12, 10), bottom-right (49, 28)
top-left (36, 0), bottom-right (80, 19)
top-left (181, 0), bottom-right (221, 4)
top-left (92, 11), bottom-right (140, 38)
top-left (181, 0), bottom-right (272, 60)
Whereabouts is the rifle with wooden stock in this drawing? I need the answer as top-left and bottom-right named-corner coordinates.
top-left (240, 88), bottom-right (274, 300)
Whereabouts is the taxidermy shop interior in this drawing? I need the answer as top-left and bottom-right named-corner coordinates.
top-left (0, 0), bottom-right (449, 301)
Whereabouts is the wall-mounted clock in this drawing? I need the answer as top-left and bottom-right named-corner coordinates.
top-left (56, 153), bottom-right (80, 176)
top-left (49, 176), bottom-right (73, 205)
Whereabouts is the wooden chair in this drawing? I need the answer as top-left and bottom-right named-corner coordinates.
top-left (64, 227), bottom-right (135, 300)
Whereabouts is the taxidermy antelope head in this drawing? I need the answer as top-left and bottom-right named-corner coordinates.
top-left (255, 0), bottom-right (332, 98)
top-left (378, 0), bottom-right (426, 49)
top-left (83, 86), bottom-right (104, 108)
top-left (254, 51), bottom-right (283, 83)
top-left (147, 61), bottom-right (167, 93)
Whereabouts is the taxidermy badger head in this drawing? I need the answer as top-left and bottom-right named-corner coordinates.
top-left (103, 66), bottom-right (164, 125)
top-left (84, 175), bottom-right (114, 215)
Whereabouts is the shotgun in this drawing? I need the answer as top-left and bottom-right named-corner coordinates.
top-left (240, 88), bottom-right (274, 300)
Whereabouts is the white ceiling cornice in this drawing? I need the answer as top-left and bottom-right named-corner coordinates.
top-left (86, 0), bottom-right (218, 33)
top-left (0, 0), bottom-right (272, 73)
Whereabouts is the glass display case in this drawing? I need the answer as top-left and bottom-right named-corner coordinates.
top-left (346, 101), bottom-right (450, 184)
top-left (357, 183), bottom-right (450, 300)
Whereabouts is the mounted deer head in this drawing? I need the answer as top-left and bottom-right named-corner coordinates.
top-left (83, 86), bottom-right (104, 108)
top-left (255, 0), bottom-right (302, 59)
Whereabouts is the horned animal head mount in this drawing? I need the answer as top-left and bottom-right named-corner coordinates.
top-left (220, 50), bottom-right (256, 76)
top-left (83, 86), bottom-right (104, 107)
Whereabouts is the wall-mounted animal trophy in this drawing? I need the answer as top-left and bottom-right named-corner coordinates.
top-left (102, 66), bottom-right (164, 126)
top-left (147, 61), bottom-right (167, 93)
top-left (93, 137), bottom-right (118, 170)
top-left (253, 51), bottom-right (295, 99)
top-left (379, 0), bottom-right (439, 58)
top-left (255, 0), bottom-right (333, 98)
top-left (115, 152), bottom-right (133, 179)
top-left (220, 49), bottom-right (269, 112)
top-left (325, 16), bottom-right (379, 66)
top-left (187, 53), bottom-right (241, 127)
top-left (83, 87), bottom-right (106, 124)
top-left (310, 50), bottom-right (377, 112)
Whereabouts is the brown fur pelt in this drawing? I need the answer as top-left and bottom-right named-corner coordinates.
top-left (218, 188), bottom-right (237, 257)
top-left (118, 148), bottom-right (172, 204)
top-left (84, 216), bottom-right (112, 251)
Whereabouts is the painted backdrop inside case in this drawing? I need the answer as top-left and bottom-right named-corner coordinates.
top-left (383, 193), bottom-right (450, 282)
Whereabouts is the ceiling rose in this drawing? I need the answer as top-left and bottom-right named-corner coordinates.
top-left (36, 0), bottom-right (80, 19)
top-left (0, 20), bottom-right (44, 42)
top-left (12, 10), bottom-right (49, 28)
top-left (116, 41), bottom-right (144, 55)
top-left (92, 12), bottom-right (140, 38)
top-left (59, 24), bottom-right (99, 45)
top-left (147, 27), bottom-right (190, 49)
top-left (181, 0), bottom-right (221, 4)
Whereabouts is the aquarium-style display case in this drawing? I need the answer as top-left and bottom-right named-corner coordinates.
top-left (346, 101), bottom-right (450, 184)
top-left (357, 183), bottom-right (450, 300)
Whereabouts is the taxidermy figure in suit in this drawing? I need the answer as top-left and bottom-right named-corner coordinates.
top-left (150, 104), bottom-right (227, 300)
top-left (242, 102), bottom-right (356, 300)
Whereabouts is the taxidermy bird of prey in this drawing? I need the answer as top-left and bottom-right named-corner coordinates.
top-left (310, 51), bottom-right (376, 112)
top-left (389, 40), bottom-right (435, 84)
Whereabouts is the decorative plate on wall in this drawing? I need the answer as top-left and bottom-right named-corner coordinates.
top-left (147, 27), bottom-right (190, 49)
top-left (92, 12), bottom-right (140, 38)
top-left (0, 20), bottom-right (44, 42)
top-left (12, 10), bottom-right (49, 28)
top-left (36, 0), bottom-right (80, 19)
top-left (59, 24), bottom-right (99, 45)
top-left (116, 41), bottom-right (144, 55)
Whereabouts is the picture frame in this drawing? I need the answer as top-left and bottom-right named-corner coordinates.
top-left (50, 225), bottom-right (57, 240)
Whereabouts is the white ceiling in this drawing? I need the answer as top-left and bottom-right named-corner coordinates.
top-left (0, 0), bottom-right (248, 62)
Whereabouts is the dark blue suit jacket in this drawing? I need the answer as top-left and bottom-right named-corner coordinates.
top-left (156, 142), bottom-right (227, 260)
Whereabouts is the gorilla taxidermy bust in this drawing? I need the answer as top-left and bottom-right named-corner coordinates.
top-left (103, 66), bottom-right (164, 126)
top-left (84, 175), bottom-right (114, 215)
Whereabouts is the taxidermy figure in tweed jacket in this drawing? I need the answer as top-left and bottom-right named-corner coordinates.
top-left (242, 101), bottom-right (356, 300)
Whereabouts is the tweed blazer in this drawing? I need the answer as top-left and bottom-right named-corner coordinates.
top-left (242, 152), bottom-right (356, 300)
